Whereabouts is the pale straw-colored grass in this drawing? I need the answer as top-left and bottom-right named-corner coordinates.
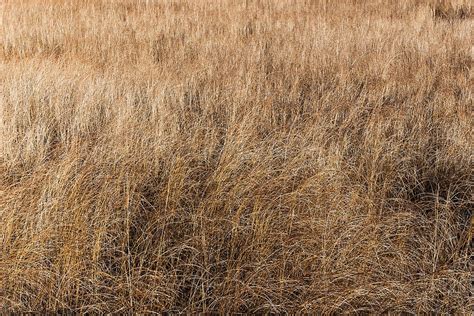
top-left (0, 0), bottom-right (472, 313)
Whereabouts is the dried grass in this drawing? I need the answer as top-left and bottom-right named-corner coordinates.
top-left (0, 0), bottom-right (472, 313)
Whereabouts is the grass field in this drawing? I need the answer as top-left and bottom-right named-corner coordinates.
top-left (0, 0), bottom-right (472, 313)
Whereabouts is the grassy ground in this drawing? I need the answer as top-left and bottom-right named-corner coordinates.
top-left (0, 0), bottom-right (472, 313)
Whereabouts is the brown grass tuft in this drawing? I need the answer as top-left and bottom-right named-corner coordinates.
top-left (432, 0), bottom-right (472, 20)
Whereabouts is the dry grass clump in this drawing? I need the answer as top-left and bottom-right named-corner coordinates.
top-left (432, 0), bottom-right (472, 20)
top-left (0, 0), bottom-right (473, 313)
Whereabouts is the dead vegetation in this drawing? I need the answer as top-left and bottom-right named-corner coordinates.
top-left (432, 0), bottom-right (472, 20)
top-left (0, 0), bottom-right (472, 313)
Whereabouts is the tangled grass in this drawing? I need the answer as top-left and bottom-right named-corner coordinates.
top-left (0, 0), bottom-right (472, 313)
